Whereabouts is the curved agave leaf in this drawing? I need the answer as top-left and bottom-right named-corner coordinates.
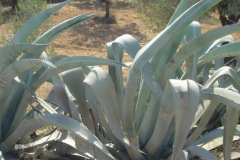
top-left (31, 96), bottom-right (57, 114)
top-left (202, 66), bottom-right (240, 91)
top-left (84, 67), bottom-right (123, 133)
top-left (186, 146), bottom-right (217, 160)
top-left (184, 101), bottom-right (219, 148)
top-left (0, 151), bottom-right (4, 160)
top-left (198, 42), bottom-right (240, 67)
top-left (223, 105), bottom-right (239, 160)
top-left (30, 56), bottom-right (128, 91)
top-left (198, 35), bottom-right (235, 58)
top-left (0, 114), bottom-right (114, 159)
top-left (46, 81), bottom-right (82, 122)
top-left (168, 0), bottom-right (199, 25)
top-left (143, 80), bottom-right (199, 160)
top-left (161, 23), bottom-right (240, 86)
top-left (184, 21), bottom-right (201, 80)
top-left (20, 14), bottom-right (96, 59)
top-left (30, 55), bottom-right (68, 85)
top-left (61, 68), bottom-right (94, 133)
top-left (0, 44), bottom-right (49, 66)
top-left (133, 0), bottom-right (220, 69)
top-left (20, 13), bottom-right (96, 60)
top-left (14, 130), bottom-right (92, 159)
top-left (189, 125), bottom-right (240, 148)
top-left (174, 150), bottom-right (189, 160)
top-left (84, 67), bottom-right (125, 150)
top-left (0, 59), bottom-right (55, 101)
top-left (107, 34), bottom-right (141, 123)
top-left (10, 0), bottom-right (72, 44)
top-left (34, 13), bottom-right (96, 44)
top-left (200, 87), bottom-right (240, 110)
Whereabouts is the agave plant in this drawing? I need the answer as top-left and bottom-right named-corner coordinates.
top-left (1, 0), bottom-right (240, 159)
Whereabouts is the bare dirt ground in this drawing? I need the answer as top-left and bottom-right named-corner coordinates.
top-left (50, 1), bottom-right (156, 61)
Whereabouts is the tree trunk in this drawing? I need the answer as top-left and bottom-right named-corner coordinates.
top-left (105, 0), bottom-right (110, 18)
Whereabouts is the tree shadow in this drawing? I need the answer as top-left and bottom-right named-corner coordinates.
top-left (0, 6), bottom-right (15, 25)
top-left (70, 1), bottom-right (130, 11)
top-left (69, 1), bottom-right (147, 50)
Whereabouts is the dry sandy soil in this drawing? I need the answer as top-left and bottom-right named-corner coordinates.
top-left (49, 0), bottom-right (157, 61)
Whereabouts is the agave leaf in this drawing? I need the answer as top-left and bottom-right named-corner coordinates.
top-left (133, 0), bottom-right (220, 69)
top-left (202, 62), bottom-right (214, 84)
top-left (30, 56), bottom-right (128, 91)
top-left (124, 135), bottom-right (147, 160)
top-left (184, 21), bottom-right (201, 80)
top-left (170, 80), bottom-right (200, 160)
top-left (142, 80), bottom-right (175, 157)
top-left (168, 0), bottom-right (199, 25)
top-left (84, 67), bottom-right (125, 150)
top-left (186, 146), bottom-right (217, 160)
top-left (143, 80), bottom-right (199, 160)
top-left (20, 13), bottom-right (96, 60)
top-left (0, 114), bottom-right (114, 159)
top-left (85, 86), bottom-right (111, 144)
top-left (0, 60), bottom-right (55, 136)
top-left (0, 44), bottom-right (49, 66)
top-left (161, 23), bottom-right (240, 86)
top-left (30, 55), bottom-right (68, 85)
top-left (0, 151), bottom-right (4, 160)
top-left (134, 81), bottom-right (150, 133)
top-left (223, 105), bottom-right (239, 160)
top-left (10, 0), bottom-right (72, 44)
top-left (108, 34), bottom-right (141, 122)
top-left (198, 42), bottom-right (240, 67)
top-left (197, 35), bottom-right (235, 58)
top-left (0, 59), bottom-right (54, 101)
top-left (123, 67), bottom-right (141, 136)
top-left (31, 96), bottom-right (57, 114)
top-left (189, 125), bottom-right (240, 148)
top-left (34, 13), bottom-right (96, 44)
top-left (184, 101), bottom-right (219, 148)
top-left (200, 87), bottom-right (240, 110)
top-left (90, 91), bottom-right (125, 149)
top-left (14, 130), bottom-right (92, 159)
top-left (203, 66), bottom-right (240, 91)
top-left (61, 68), bottom-right (95, 133)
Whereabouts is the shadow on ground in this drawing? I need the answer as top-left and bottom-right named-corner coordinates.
top-left (69, 1), bottom-right (147, 49)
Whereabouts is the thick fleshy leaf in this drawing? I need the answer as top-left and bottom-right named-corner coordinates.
top-left (10, 0), bottom-right (72, 44)
top-left (160, 23), bottom-right (240, 86)
top-left (0, 59), bottom-right (54, 101)
top-left (0, 114), bottom-right (114, 159)
top-left (143, 80), bottom-right (199, 160)
top-left (189, 125), bottom-right (240, 148)
top-left (198, 42), bottom-right (240, 67)
top-left (200, 87), bottom-right (240, 110)
top-left (0, 44), bottom-right (49, 66)
top-left (186, 146), bottom-right (217, 160)
top-left (84, 67), bottom-right (125, 150)
top-left (19, 13), bottom-right (96, 60)
top-left (133, 0), bottom-right (220, 69)
top-left (203, 66), bottom-right (240, 90)
top-left (30, 56), bottom-right (128, 91)
top-left (61, 68), bottom-right (95, 133)
top-left (223, 105), bottom-right (239, 160)
top-left (184, 101), bottom-right (219, 148)
top-left (14, 130), bottom-right (92, 159)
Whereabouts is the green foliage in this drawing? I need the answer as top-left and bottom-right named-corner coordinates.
top-left (0, 3), bottom-right (3, 24)
top-left (1, 0), bottom-right (52, 45)
top-left (1, 0), bottom-right (240, 160)
top-left (131, 0), bottom-right (181, 31)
